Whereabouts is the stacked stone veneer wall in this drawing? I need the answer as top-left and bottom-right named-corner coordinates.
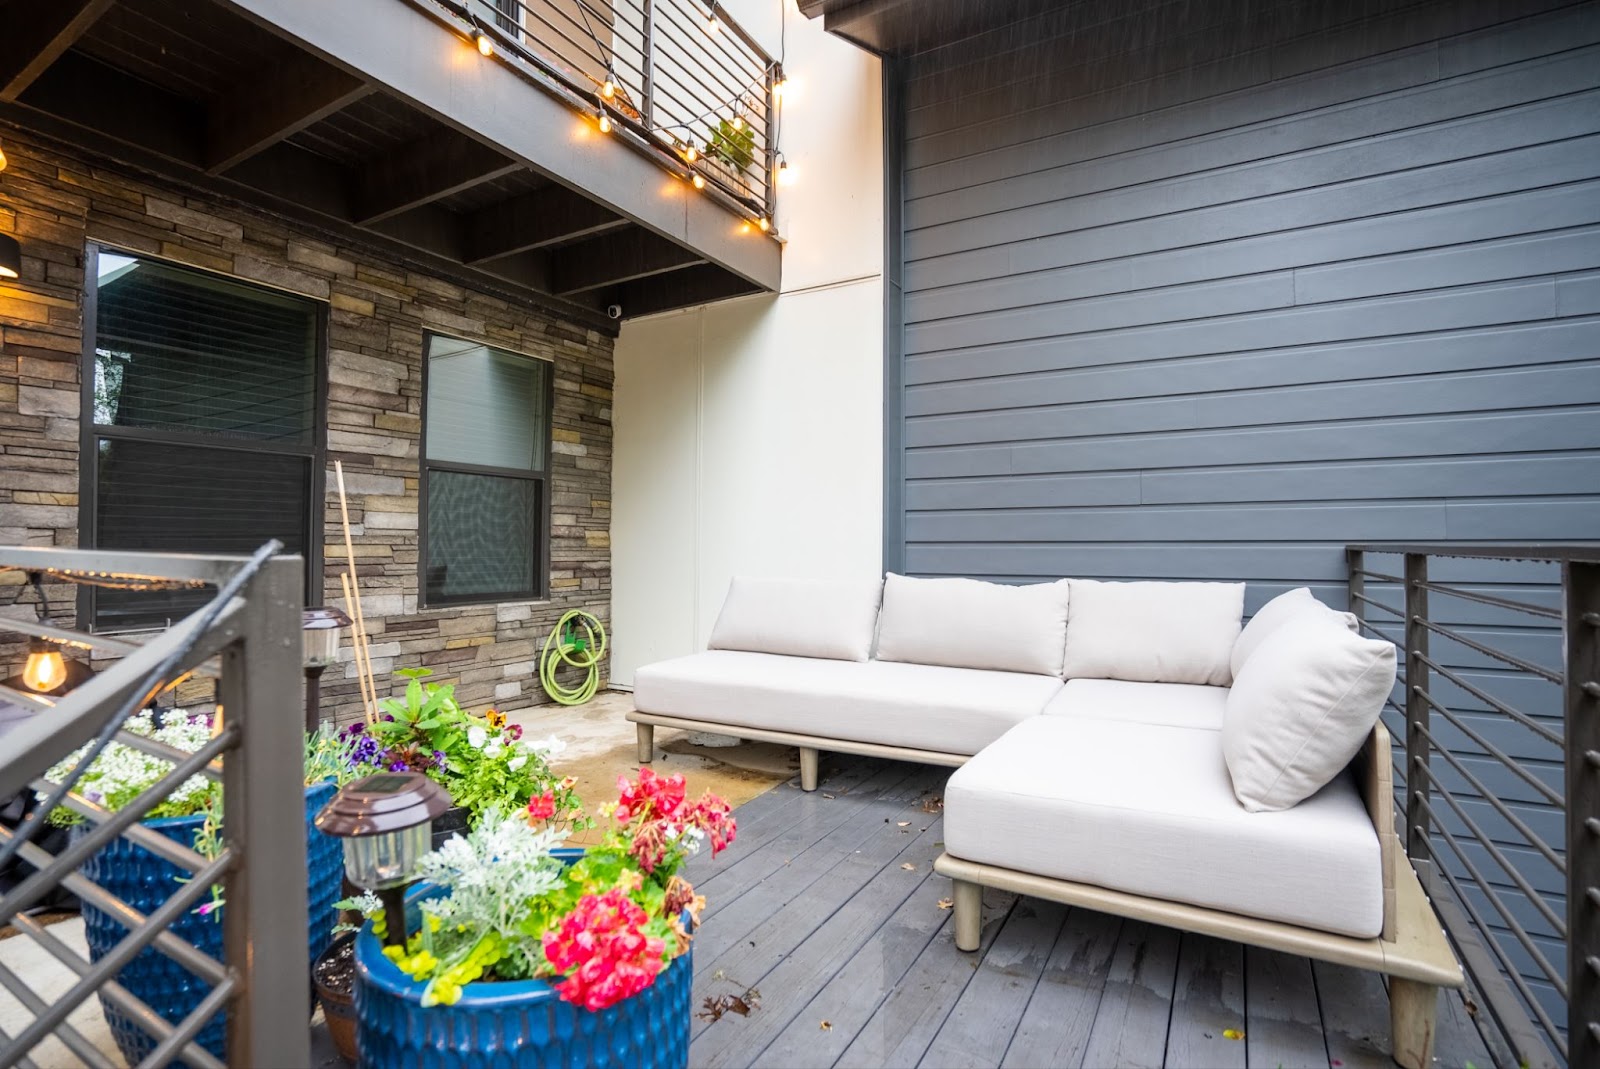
top-left (0, 131), bottom-right (613, 721)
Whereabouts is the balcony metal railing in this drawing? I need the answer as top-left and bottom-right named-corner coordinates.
top-left (1347, 543), bottom-right (1600, 1069)
top-left (0, 543), bottom-right (308, 1068)
top-left (422, 0), bottom-right (780, 221)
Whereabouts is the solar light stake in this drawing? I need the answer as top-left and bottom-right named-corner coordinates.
top-left (315, 773), bottom-right (451, 946)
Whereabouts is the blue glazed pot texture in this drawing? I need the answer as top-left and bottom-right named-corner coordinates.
top-left (78, 779), bottom-right (344, 1064)
top-left (354, 850), bottom-right (692, 1069)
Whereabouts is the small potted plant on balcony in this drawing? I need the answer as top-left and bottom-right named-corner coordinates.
top-left (46, 714), bottom-right (356, 1064)
top-left (703, 115), bottom-right (757, 197)
top-left (353, 769), bottom-right (736, 1068)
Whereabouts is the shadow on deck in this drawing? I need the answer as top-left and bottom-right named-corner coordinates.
top-left (681, 756), bottom-right (1493, 1069)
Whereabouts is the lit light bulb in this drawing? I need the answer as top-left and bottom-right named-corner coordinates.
top-left (602, 78), bottom-right (617, 100)
top-left (705, 3), bottom-right (720, 33)
top-left (474, 30), bottom-right (494, 57)
top-left (772, 77), bottom-right (789, 99)
top-left (692, 173), bottom-right (705, 190)
top-left (598, 111), bottom-right (612, 134)
top-left (777, 159), bottom-right (795, 186)
top-left (0, 140), bottom-right (8, 173)
top-left (683, 141), bottom-right (699, 163)
top-left (23, 646), bottom-right (66, 693)
top-left (758, 217), bottom-right (770, 232)
top-left (732, 115), bottom-right (744, 132)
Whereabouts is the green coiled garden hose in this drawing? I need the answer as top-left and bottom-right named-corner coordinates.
top-left (540, 610), bottom-right (607, 705)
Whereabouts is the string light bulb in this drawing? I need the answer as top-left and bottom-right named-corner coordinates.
top-left (705, 1), bottom-right (720, 33)
top-left (0, 139), bottom-right (8, 173)
top-left (23, 640), bottom-right (66, 693)
top-left (473, 30), bottom-right (494, 57)
top-left (772, 74), bottom-right (789, 99)
top-left (692, 173), bottom-right (706, 190)
top-left (598, 110), bottom-right (612, 134)
top-left (683, 140), bottom-right (699, 163)
top-left (602, 75), bottom-right (617, 100)
top-left (732, 114), bottom-right (744, 132)
top-left (758, 216), bottom-right (770, 232)
top-left (777, 158), bottom-right (795, 186)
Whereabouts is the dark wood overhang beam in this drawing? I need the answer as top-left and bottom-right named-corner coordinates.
top-left (353, 127), bottom-right (521, 225)
top-left (615, 262), bottom-right (763, 319)
top-left (463, 185), bottom-right (628, 265)
top-left (0, 0), bottom-right (117, 102)
top-left (551, 228), bottom-right (704, 296)
top-left (215, 0), bottom-right (780, 293)
top-left (206, 52), bottom-right (371, 174)
top-left (19, 51), bottom-right (204, 166)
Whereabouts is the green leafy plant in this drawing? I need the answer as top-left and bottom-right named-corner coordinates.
top-left (707, 117), bottom-right (755, 173)
top-left (370, 668), bottom-right (474, 766)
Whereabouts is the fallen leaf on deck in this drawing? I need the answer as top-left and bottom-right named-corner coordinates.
top-left (901, 862), bottom-right (916, 871)
top-left (1222, 1029), bottom-right (1245, 1041)
top-left (921, 796), bottom-right (944, 813)
top-left (937, 898), bottom-right (953, 910)
top-left (822, 794), bottom-right (836, 800)
top-left (897, 821), bottom-right (911, 827)
top-left (820, 1021), bottom-right (832, 1031)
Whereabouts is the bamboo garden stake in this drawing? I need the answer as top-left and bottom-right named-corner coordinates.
top-left (335, 461), bottom-right (380, 724)
top-left (340, 571), bottom-right (377, 726)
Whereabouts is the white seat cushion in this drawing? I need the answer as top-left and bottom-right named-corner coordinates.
top-left (1230, 587), bottom-right (1358, 678)
top-left (1064, 580), bottom-right (1244, 686)
top-left (876, 574), bottom-right (1072, 676)
top-left (944, 717), bottom-right (1383, 938)
top-left (707, 576), bottom-right (885, 662)
top-left (633, 650), bottom-right (1063, 756)
top-left (1042, 678), bottom-right (1229, 731)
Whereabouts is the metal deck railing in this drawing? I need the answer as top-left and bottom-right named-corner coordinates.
top-left (422, 0), bottom-right (781, 221)
top-left (0, 544), bottom-right (308, 1068)
top-left (1347, 543), bottom-right (1600, 1069)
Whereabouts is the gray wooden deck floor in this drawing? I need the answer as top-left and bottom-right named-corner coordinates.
top-left (678, 756), bottom-right (1494, 1069)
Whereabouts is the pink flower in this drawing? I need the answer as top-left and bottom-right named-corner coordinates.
top-left (542, 890), bottom-right (666, 1011)
top-left (526, 790), bottom-right (556, 822)
top-left (614, 768), bottom-right (686, 823)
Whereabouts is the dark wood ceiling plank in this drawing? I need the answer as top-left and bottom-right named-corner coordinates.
top-left (616, 261), bottom-right (762, 318)
top-left (353, 128), bottom-right (522, 225)
top-left (17, 51), bottom-right (205, 167)
top-left (206, 53), bottom-right (371, 173)
top-left (0, 0), bottom-right (117, 102)
top-left (222, 140), bottom-right (353, 219)
top-left (551, 227), bottom-right (705, 296)
top-left (463, 186), bottom-right (628, 265)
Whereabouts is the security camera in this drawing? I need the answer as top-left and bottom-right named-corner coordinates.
top-left (606, 304), bottom-right (623, 320)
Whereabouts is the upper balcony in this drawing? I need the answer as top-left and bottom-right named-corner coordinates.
top-left (0, 0), bottom-right (783, 327)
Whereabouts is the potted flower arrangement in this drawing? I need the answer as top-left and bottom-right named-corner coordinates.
top-left (704, 115), bottom-right (757, 197)
top-left (336, 668), bottom-right (585, 846)
top-left (353, 768), bottom-right (736, 1068)
top-left (45, 712), bottom-right (356, 1064)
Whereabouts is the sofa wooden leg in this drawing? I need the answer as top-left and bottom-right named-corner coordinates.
top-left (953, 879), bottom-right (982, 952)
top-left (636, 723), bottom-right (654, 764)
top-left (799, 747), bottom-right (819, 792)
top-left (1389, 977), bottom-right (1438, 1069)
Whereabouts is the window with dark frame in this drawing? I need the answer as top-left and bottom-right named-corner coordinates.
top-left (421, 334), bottom-right (551, 607)
top-left (82, 247), bottom-right (324, 631)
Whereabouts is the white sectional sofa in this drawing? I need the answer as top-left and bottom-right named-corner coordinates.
top-left (630, 574), bottom-right (1463, 1068)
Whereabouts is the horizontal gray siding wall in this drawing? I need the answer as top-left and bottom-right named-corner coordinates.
top-left (896, 0), bottom-right (1600, 1052)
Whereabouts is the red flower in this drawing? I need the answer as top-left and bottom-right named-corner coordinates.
top-left (526, 790), bottom-right (556, 822)
top-left (615, 767), bottom-right (686, 823)
top-left (542, 890), bottom-right (666, 1011)
top-left (682, 793), bottom-right (737, 856)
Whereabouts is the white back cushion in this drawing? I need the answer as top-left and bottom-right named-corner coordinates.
top-left (1230, 587), bottom-right (1359, 678)
top-left (1223, 617), bottom-right (1397, 812)
top-left (707, 576), bottom-right (883, 661)
top-left (1063, 580), bottom-right (1244, 686)
top-left (875, 574), bottom-right (1072, 676)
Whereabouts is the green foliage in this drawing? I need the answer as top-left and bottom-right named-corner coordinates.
top-left (371, 668), bottom-right (474, 762)
top-left (708, 117), bottom-right (756, 173)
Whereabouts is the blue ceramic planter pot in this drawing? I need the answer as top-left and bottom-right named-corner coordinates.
top-left (79, 780), bottom-right (344, 1064)
top-left (354, 851), bottom-right (692, 1069)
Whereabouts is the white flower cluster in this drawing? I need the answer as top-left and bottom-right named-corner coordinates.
top-left (40, 710), bottom-right (217, 816)
top-left (464, 725), bottom-right (567, 770)
top-left (416, 807), bottom-right (567, 935)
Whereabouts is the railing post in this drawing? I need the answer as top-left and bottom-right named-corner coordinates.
top-left (1405, 552), bottom-right (1433, 882)
top-left (1565, 559), bottom-right (1600, 1064)
top-left (220, 554), bottom-right (308, 1067)
top-left (1347, 546), bottom-right (1366, 630)
top-left (763, 62), bottom-right (778, 219)
top-left (641, 0), bottom-right (655, 131)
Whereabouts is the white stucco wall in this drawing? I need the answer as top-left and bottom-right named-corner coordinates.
top-left (610, 1), bottom-right (883, 685)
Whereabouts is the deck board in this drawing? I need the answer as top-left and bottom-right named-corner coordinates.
top-left (689, 758), bottom-right (1486, 1069)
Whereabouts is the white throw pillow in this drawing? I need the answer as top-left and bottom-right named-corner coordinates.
top-left (707, 576), bottom-right (883, 661)
top-left (1223, 617), bottom-right (1397, 812)
top-left (1230, 587), bottom-right (1359, 678)
top-left (1063, 580), bottom-right (1244, 686)
top-left (875, 574), bottom-right (1072, 676)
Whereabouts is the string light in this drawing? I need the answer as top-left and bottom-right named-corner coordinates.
top-left (758, 217), bottom-right (770, 232)
top-left (772, 73), bottom-right (789, 100)
top-left (732, 114), bottom-right (744, 132)
top-left (0, 139), bottom-right (7, 173)
top-left (602, 74), bottom-right (617, 100)
top-left (777, 157), bottom-right (795, 186)
top-left (683, 140), bottom-right (699, 163)
top-left (598, 110), bottom-right (612, 134)
top-left (473, 30), bottom-right (494, 57)
top-left (705, 1), bottom-right (720, 33)
top-left (692, 173), bottom-right (706, 190)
